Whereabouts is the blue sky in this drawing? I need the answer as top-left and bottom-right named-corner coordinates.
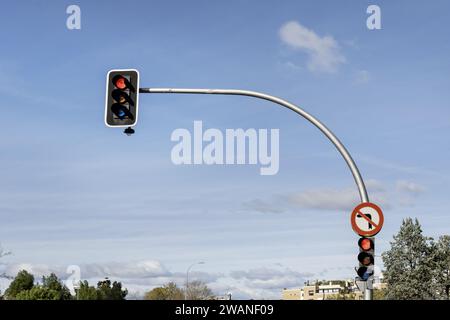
top-left (1, 0), bottom-right (450, 298)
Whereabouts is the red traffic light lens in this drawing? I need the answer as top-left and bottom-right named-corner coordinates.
top-left (113, 76), bottom-right (127, 90)
top-left (361, 238), bottom-right (371, 250)
top-left (358, 238), bottom-right (374, 251)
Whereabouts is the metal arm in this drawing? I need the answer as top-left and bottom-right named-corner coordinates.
top-left (185, 261), bottom-right (205, 300)
top-left (139, 88), bottom-right (369, 203)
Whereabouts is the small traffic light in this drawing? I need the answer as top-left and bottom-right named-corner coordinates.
top-left (356, 237), bottom-right (375, 280)
top-left (105, 69), bottom-right (140, 127)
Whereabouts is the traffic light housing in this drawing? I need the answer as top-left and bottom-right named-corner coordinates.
top-left (356, 237), bottom-right (375, 280)
top-left (105, 69), bottom-right (140, 127)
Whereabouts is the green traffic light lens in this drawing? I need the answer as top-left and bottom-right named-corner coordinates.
top-left (357, 267), bottom-right (368, 279)
top-left (111, 104), bottom-right (134, 120)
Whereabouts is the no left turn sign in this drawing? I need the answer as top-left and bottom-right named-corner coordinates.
top-left (350, 202), bottom-right (384, 237)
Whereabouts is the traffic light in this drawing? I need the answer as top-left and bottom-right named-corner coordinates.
top-left (105, 69), bottom-right (140, 127)
top-left (356, 237), bottom-right (375, 280)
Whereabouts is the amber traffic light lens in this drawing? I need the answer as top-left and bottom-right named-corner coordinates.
top-left (112, 90), bottom-right (134, 105)
top-left (358, 252), bottom-right (374, 266)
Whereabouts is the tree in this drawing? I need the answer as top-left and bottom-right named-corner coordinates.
top-left (76, 280), bottom-right (99, 300)
top-left (97, 278), bottom-right (128, 300)
top-left (5, 271), bottom-right (73, 300)
top-left (4, 270), bottom-right (34, 299)
top-left (382, 218), bottom-right (438, 300)
top-left (186, 280), bottom-right (215, 300)
top-left (76, 278), bottom-right (128, 300)
top-left (145, 282), bottom-right (184, 300)
top-left (372, 288), bottom-right (387, 300)
top-left (42, 273), bottom-right (72, 300)
top-left (5, 271), bottom-right (128, 300)
top-left (435, 235), bottom-right (450, 299)
top-left (326, 292), bottom-right (357, 300)
top-left (15, 286), bottom-right (60, 300)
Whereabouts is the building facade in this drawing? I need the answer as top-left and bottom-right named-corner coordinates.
top-left (282, 280), bottom-right (364, 300)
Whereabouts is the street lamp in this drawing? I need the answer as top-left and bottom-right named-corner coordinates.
top-left (185, 261), bottom-right (205, 300)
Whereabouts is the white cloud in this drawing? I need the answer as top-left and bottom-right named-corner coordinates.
top-left (287, 179), bottom-right (389, 211)
top-left (2, 260), bottom-right (170, 280)
top-left (81, 260), bottom-right (170, 279)
top-left (227, 267), bottom-right (313, 299)
top-left (279, 21), bottom-right (346, 73)
top-left (241, 178), bottom-right (427, 214)
top-left (230, 267), bottom-right (312, 283)
top-left (396, 180), bottom-right (425, 195)
top-left (0, 261), bottom-right (314, 300)
top-left (243, 180), bottom-right (390, 213)
top-left (287, 187), bottom-right (359, 211)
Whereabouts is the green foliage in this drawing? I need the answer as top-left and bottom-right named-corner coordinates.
top-left (4, 270), bottom-right (34, 299)
top-left (15, 286), bottom-right (60, 300)
top-left (315, 280), bottom-right (347, 287)
top-left (76, 278), bottom-right (128, 300)
top-left (5, 271), bottom-right (72, 300)
top-left (435, 235), bottom-right (450, 299)
top-left (96, 278), bottom-right (128, 300)
top-left (326, 292), bottom-right (357, 300)
top-left (373, 288), bottom-right (387, 300)
top-left (382, 218), bottom-right (446, 300)
top-left (5, 271), bottom-right (128, 300)
top-left (76, 280), bottom-right (99, 300)
top-left (145, 282), bottom-right (184, 300)
top-left (42, 273), bottom-right (72, 300)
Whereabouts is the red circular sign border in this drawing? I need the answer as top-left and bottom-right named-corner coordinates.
top-left (351, 202), bottom-right (384, 237)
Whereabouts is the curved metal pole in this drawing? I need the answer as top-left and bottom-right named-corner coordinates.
top-left (140, 88), bottom-right (369, 203)
top-left (185, 261), bottom-right (204, 300)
